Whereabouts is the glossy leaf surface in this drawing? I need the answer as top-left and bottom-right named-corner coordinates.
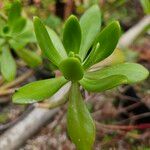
top-left (82, 43), bottom-right (100, 70)
top-left (13, 77), bottom-right (67, 104)
top-left (34, 17), bottom-right (63, 66)
top-left (84, 63), bottom-right (149, 83)
top-left (79, 5), bottom-right (101, 60)
top-left (63, 15), bottom-right (81, 54)
top-left (59, 57), bottom-right (84, 81)
top-left (67, 83), bottom-right (95, 150)
top-left (1, 46), bottom-right (16, 81)
top-left (91, 48), bottom-right (125, 69)
top-left (47, 27), bottom-right (67, 59)
top-left (83, 21), bottom-right (120, 69)
top-left (80, 75), bottom-right (127, 92)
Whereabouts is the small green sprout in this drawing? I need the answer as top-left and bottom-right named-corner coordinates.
top-left (12, 5), bottom-right (149, 150)
top-left (0, 1), bottom-right (42, 81)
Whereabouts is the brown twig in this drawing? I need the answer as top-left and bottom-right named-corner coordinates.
top-left (117, 93), bottom-right (140, 102)
top-left (16, 60), bottom-right (26, 67)
top-left (0, 70), bottom-right (34, 91)
top-left (0, 12), bottom-right (7, 21)
top-left (0, 76), bottom-right (4, 86)
top-left (118, 101), bottom-right (142, 113)
top-left (117, 112), bottom-right (150, 124)
top-left (96, 122), bottom-right (150, 131)
top-left (96, 122), bottom-right (141, 141)
top-left (0, 88), bottom-right (17, 96)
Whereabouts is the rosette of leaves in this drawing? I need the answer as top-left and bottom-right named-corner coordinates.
top-left (0, 1), bottom-right (42, 81)
top-left (13, 5), bottom-right (149, 150)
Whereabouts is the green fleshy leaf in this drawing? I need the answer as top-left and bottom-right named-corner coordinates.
top-left (79, 5), bottom-right (101, 60)
top-left (67, 83), bottom-right (95, 150)
top-left (11, 18), bottom-right (26, 34)
top-left (13, 77), bottom-right (68, 104)
top-left (82, 42), bottom-right (100, 70)
top-left (63, 15), bottom-right (81, 54)
top-left (14, 49), bottom-right (42, 68)
top-left (8, 1), bottom-right (21, 26)
top-left (46, 27), bottom-right (67, 59)
top-left (1, 46), bottom-right (16, 81)
top-left (84, 63), bottom-right (149, 83)
top-left (34, 17), bottom-right (64, 67)
top-left (80, 75), bottom-right (127, 92)
top-left (83, 21), bottom-right (121, 70)
top-left (59, 57), bottom-right (84, 81)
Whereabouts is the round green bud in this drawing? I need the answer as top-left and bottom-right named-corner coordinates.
top-left (59, 57), bottom-right (84, 82)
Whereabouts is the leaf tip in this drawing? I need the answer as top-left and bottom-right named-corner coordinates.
top-left (66, 15), bottom-right (79, 25)
top-left (69, 14), bottom-right (78, 20)
top-left (33, 16), bottom-right (39, 23)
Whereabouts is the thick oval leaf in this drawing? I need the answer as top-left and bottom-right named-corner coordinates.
top-left (46, 27), bottom-right (67, 59)
top-left (1, 46), bottom-right (16, 81)
top-left (83, 21), bottom-right (121, 69)
top-left (59, 57), bottom-right (84, 81)
top-left (8, 1), bottom-right (21, 26)
top-left (13, 77), bottom-right (67, 104)
top-left (34, 17), bottom-right (63, 67)
top-left (91, 48), bottom-right (125, 70)
top-left (79, 5), bottom-right (101, 60)
top-left (80, 75), bottom-right (127, 92)
top-left (14, 49), bottom-right (42, 68)
top-left (67, 83), bottom-right (95, 150)
top-left (84, 63), bottom-right (149, 83)
top-left (82, 42), bottom-right (100, 70)
top-left (11, 17), bottom-right (26, 34)
top-left (63, 15), bottom-right (81, 54)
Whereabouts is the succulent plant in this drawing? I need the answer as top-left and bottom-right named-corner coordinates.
top-left (13, 5), bottom-right (149, 150)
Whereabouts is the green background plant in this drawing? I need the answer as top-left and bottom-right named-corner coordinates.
top-left (0, 1), bottom-right (42, 81)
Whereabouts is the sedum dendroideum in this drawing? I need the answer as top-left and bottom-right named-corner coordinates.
top-left (13, 5), bottom-right (149, 150)
top-left (0, 1), bottom-right (42, 81)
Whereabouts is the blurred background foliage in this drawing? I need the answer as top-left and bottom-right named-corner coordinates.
top-left (0, 0), bottom-right (147, 32)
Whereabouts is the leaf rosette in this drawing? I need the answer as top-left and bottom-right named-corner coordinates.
top-left (13, 5), bottom-right (149, 150)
